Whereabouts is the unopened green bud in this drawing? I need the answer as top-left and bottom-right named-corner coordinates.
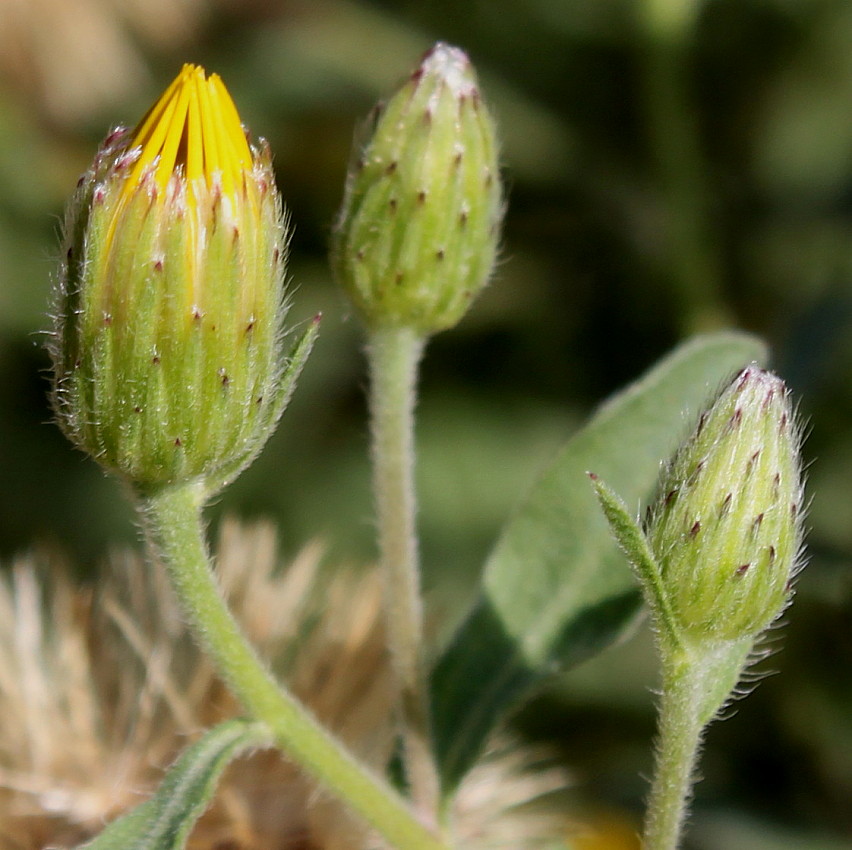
top-left (647, 366), bottom-right (804, 644)
top-left (50, 65), bottom-right (315, 491)
top-left (333, 42), bottom-right (502, 334)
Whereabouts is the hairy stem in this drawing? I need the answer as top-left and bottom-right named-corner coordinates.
top-left (366, 325), bottom-right (441, 823)
top-left (138, 480), bottom-right (448, 850)
top-left (643, 655), bottom-right (706, 850)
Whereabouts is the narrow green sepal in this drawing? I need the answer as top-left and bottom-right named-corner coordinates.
top-left (269, 315), bottom-right (322, 425)
top-left (202, 316), bottom-right (320, 497)
top-left (589, 472), bottom-right (683, 652)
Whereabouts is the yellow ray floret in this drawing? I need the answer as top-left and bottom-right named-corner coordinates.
top-left (123, 64), bottom-right (252, 202)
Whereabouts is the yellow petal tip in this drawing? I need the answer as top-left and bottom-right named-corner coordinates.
top-left (122, 64), bottom-right (252, 203)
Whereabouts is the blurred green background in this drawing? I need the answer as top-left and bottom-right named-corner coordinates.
top-left (1, 0), bottom-right (851, 847)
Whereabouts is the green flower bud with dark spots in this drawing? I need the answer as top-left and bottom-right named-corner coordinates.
top-left (50, 64), bottom-right (316, 492)
top-left (332, 42), bottom-right (502, 334)
top-left (646, 365), bottom-right (804, 644)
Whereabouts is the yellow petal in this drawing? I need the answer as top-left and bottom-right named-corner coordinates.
top-left (122, 64), bottom-right (251, 204)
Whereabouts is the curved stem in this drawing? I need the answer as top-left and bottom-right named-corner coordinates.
top-left (642, 656), bottom-right (705, 850)
top-left (366, 325), bottom-right (441, 823)
top-left (138, 480), bottom-right (448, 850)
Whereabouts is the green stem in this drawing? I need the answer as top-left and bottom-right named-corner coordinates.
top-left (642, 655), bottom-right (706, 850)
top-left (138, 480), bottom-right (448, 850)
top-left (366, 325), bottom-right (441, 823)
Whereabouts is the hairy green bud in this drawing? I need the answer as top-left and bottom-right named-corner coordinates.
top-left (333, 42), bottom-right (502, 334)
top-left (646, 365), bottom-right (804, 644)
top-left (50, 65), bottom-right (315, 491)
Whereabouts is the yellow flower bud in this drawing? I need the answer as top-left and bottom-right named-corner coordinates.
top-left (51, 65), bottom-right (315, 491)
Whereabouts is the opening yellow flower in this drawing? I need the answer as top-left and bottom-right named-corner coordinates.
top-left (50, 65), bottom-right (316, 492)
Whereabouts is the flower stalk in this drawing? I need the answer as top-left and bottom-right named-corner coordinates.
top-left (138, 481), bottom-right (449, 850)
top-left (642, 654), bottom-right (706, 850)
top-left (367, 325), bottom-right (440, 820)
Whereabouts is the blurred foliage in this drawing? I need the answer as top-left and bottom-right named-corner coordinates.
top-left (1, 0), bottom-right (852, 847)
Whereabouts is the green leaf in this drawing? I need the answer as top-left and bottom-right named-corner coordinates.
top-left (431, 332), bottom-right (767, 795)
top-left (79, 719), bottom-right (271, 849)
